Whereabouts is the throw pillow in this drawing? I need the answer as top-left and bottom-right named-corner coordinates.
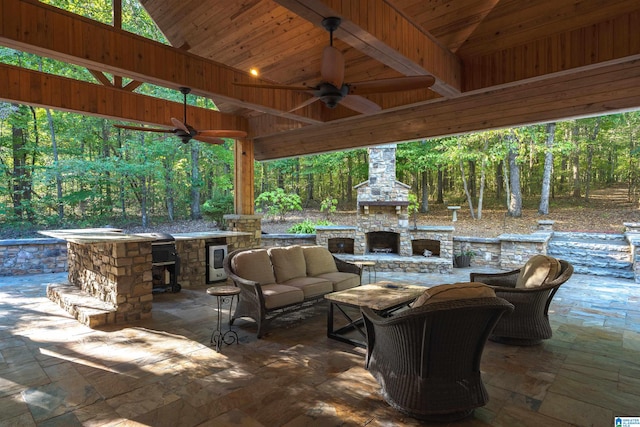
top-left (411, 282), bottom-right (496, 308)
top-left (515, 255), bottom-right (561, 288)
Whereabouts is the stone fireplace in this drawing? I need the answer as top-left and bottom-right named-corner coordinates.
top-left (354, 144), bottom-right (412, 256)
top-left (316, 144), bottom-right (454, 274)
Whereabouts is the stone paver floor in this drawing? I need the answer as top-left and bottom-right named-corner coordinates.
top-left (1, 268), bottom-right (639, 426)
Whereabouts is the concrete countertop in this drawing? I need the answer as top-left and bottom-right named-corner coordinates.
top-left (39, 228), bottom-right (156, 244)
top-left (39, 229), bottom-right (251, 244)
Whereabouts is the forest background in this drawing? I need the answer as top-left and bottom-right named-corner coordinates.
top-left (1, 0), bottom-right (640, 239)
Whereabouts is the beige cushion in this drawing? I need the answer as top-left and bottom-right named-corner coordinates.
top-left (268, 246), bottom-right (307, 283)
top-left (315, 272), bottom-right (360, 291)
top-left (231, 249), bottom-right (276, 285)
top-left (260, 284), bottom-right (304, 309)
top-left (516, 255), bottom-right (561, 289)
top-left (411, 282), bottom-right (496, 308)
top-left (303, 246), bottom-right (338, 276)
top-left (281, 276), bottom-right (333, 298)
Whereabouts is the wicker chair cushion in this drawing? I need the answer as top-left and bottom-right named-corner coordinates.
top-left (302, 245), bottom-right (338, 276)
top-left (268, 245), bottom-right (307, 283)
top-left (516, 255), bottom-right (561, 288)
top-left (411, 282), bottom-right (495, 308)
top-left (231, 248), bottom-right (276, 285)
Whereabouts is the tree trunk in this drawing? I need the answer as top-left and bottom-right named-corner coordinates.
top-left (420, 170), bottom-right (429, 213)
top-left (584, 117), bottom-right (600, 202)
top-left (507, 134), bottom-right (522, 217)
top-left (477, 139), bottom-right (488, 220)
top-left (571, 125), bottom-right (581, 198)
top-left (437, 169), bottom-right (444, 203)
top-left (496, 160), bottom-right (503, 200)
top-left (45, 108), bottom-right (64, 219)
top-left (458, 145), bottom-right (476, 219)
top-left (190, 142), bottom-right (202, 220)
top-left (468, 160), bottom-right (476, 199)
top-left (539, 122), bottom-right (555, 215)
top-left (503, 158), bottom-right (510, 209)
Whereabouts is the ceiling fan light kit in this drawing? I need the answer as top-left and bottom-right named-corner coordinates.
top-left (114, 87), bottom-right (247, 144)
top-left (233, 16), bottom-right (435, 115)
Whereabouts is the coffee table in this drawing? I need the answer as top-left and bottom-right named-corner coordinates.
top-left (324, 282), bottom-right (425, 348)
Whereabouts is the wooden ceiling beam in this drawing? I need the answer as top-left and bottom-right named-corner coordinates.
top-left (253, 58), bottom-right (640, 160)
top-left (273, 0), bottom-right (462, 98)
top-left (0, 0), bottom-right (322, 125)
top-left (0, 62), bottom-right (246, 132)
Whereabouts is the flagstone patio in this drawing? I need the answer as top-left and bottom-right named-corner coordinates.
top-left (1, 268), bottom-right (639, 426)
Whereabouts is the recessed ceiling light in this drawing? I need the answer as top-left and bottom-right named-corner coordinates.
top-left (249, 68), bottom-right (259, 77)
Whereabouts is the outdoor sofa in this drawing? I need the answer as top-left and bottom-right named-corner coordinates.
top-left (223, 245), bottom-right (362, 338)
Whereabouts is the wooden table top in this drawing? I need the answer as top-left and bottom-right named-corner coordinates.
top-left (324, 282), bottom-right (425, 311)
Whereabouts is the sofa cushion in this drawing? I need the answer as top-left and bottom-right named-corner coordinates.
top-left (260, 284), bottom-right (305, 309)
top-left (231, 249), bottom-right (276, 285)
top-left (268, 246), bottom-right (307, 283)
top-left (282, 276), bottom-right (333, 298)
top-left (411, 282), bottom-right (496, 308)
top-left (516, 255), bottom-right (561, 289)
top-left (315, 272), bottom-right (360, 291)
top-left (303, 246), bottom-right (338, 276)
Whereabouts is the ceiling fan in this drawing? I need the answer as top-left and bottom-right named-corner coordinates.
top-left (234, 17), bottom-right (435, 115)
top-left (114, 87), bottom-right (247, 144)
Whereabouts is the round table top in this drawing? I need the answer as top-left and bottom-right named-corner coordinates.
top-left (207, 285), bottom-right (241, 296)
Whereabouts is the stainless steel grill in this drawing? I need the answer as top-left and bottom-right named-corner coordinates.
top-left (148, 233), bottom-right (181, 293)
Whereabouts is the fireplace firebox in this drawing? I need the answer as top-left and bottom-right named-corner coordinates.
top-left (366, 231), bottom-right (400, 254)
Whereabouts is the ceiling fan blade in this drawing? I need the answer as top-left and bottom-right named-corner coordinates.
top-left (114, 124), bottom-right (174, 133)
top-left (233, 82), bottom-right (310, 91)
top-left (197, 130), bottom-right (248, 138)
top-left (193, 135), bottom-right (226, 145)
top-left (170, 118), bottom-right (190, 134)
top-left (321, 45), bottom-right (344, 88)
top-left (289, 96), bottom-right (321, 113)
top-left (340, 95), bottom-right (381, 115)
top-left (348, 76), bottom-right (436, 95)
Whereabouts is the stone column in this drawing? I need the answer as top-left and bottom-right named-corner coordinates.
top-left (224, 214), bottom-right (262, 249)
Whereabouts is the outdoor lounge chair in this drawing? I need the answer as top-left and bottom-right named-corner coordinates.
top-left (470, 256), bottom-right (574, 345)
top-left (362, 295), bottom-right (514, 421)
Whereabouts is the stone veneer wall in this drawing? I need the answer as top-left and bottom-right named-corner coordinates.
top-left (0, 238), bottom-right (67, 276)
top-left (624, 222), bottom-right (640, 283)
top-left (498, 234), bottom-right (551, 269)
top-left (65, 240), bottom-right (153, 324)
top-left (261, 234), bottom-right (316, 247)
top-left (453, 237), bottom-right (501, 268)
top-left (224, 214), bottom-right (262, 249)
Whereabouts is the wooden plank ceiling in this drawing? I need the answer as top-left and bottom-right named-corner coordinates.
top-left (0, 0), bottom-right (639, 160)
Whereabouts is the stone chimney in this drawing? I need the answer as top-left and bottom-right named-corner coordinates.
top-left (356, 144), bottom-right (410, 204)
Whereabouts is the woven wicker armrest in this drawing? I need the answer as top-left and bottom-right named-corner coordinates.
top-left (333, 255), bottom-right (362, 276)
top-left (470, 269), bottom-right (520, 288)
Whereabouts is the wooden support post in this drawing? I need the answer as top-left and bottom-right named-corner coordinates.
top-left (234, 138), bottom-right (255, 215)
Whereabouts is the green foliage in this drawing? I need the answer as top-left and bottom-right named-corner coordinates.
top-left (407, 194), bottom-right (419, 215)
top-left (255, 188), bottom-right (302, 221)
top-left (202, 194), bottom-right (234, 226)
top-left (287, 219), bottom-right (334, 234)
top-left (320, 196), bottom-right (338, 217)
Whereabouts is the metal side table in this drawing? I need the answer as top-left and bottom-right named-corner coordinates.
top-left (207, 285), bottom-right (241, 352)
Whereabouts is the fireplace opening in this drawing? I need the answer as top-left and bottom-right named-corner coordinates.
top-left (412, 239), bottom-right (441, 257)
top-left (366, 231), bottom-right (400, 254)
top-left (328, 238), bottom-right (354, 254)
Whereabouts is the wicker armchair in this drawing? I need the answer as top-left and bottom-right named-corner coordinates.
top-left (470, 259), bottom-right (573, 345)
top-left (362, 297), bottom-right (514, 422)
